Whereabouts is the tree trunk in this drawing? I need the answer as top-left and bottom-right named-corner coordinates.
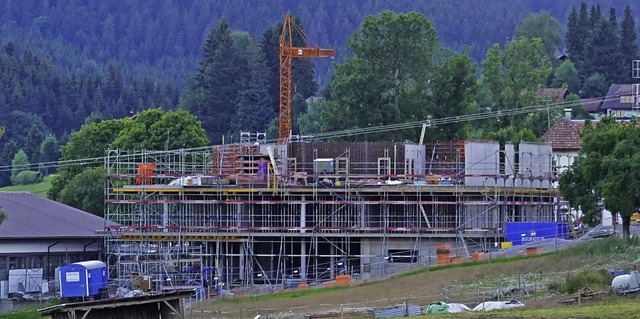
top-left (622, 214), bottom-right (631, 239)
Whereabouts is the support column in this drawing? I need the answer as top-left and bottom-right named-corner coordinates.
top-left (300, 239), bottom-right (307, 280)
top-left (236, 203), bottom-right (242, 227)
top-left (330, 245), bottom-right (335, 279)
top-left (239, 243), bottom-right (245, 285)
top-left (301, 195), bottom-right (306, 233)
top-left (300, 195), bottom-right (307, 281)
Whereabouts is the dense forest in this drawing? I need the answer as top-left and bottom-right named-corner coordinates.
top-left (0, 1), bottom-right (639, 214)
top-left (2, 0), bottom-right (639, 87)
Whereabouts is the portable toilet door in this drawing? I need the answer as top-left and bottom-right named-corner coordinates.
top-left (59, 263), bottom-right (89, 298)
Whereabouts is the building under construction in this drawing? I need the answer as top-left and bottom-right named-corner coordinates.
top-left (103, 139), bottom-right (559, 296)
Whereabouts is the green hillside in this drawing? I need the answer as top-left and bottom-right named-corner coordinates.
top-left (0, 175), bottom-right (53, 197)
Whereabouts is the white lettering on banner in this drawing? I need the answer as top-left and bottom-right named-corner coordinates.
top-left (521, 237), bottom-right (544, 242)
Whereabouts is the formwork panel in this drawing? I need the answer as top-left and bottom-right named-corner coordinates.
top-left (464, 141), bottom-right (500, 186)
top-left (518, 142), bottom-right (553, 188)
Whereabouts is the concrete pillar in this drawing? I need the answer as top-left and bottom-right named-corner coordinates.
top-left (240, 243), bottom-right (245, 284)
top-left (360, 238), bottom-right (370, 279)
top-left (301, 196), bottom-right (306, 233)
top-left (300, 239), bottom-right (307, 280)
top-left (236, 203), bottom-right (242, 227)
top-left (330, 245), bottom-right (335, 278)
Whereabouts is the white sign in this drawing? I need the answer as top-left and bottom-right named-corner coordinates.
top-left (66, 272), bottom-right (80, 282)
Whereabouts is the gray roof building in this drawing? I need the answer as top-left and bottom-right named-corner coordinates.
top-left (601, 84), bottom-right (636, 111)
top-left (0, 192), bottom-right (105, 239)
top-left (0, 192), bottom-right (107, 285)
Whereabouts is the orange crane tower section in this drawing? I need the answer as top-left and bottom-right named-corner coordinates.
top-left (278, 14), bottom-right (334, 143)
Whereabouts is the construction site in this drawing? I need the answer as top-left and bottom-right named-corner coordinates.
top-left (100, 13), bottom-right (561, 298)
top-left (103, 138), bottom-right (560, 297)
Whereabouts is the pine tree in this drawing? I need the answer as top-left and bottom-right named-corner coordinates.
top-left (231, 47), bottom-right (274, 134)
top-left (583, 7), bottom-right (623, 85)
top-left (184, 20), bottom-right (245, 143)
top-left (260, 16), bottom-right (319, 117)
top-left (620, 5), bottom-right (639, 83)
top-left (566, 7), bottom-right (581, 61)
top-left (570, 2), bottom-right (590, 78)
top-left (259, 26), bottom-right (280, 115)
top-left (589, 4), bottom-right (602, 29)
top-left (606, 8), bottom-right (626, 83)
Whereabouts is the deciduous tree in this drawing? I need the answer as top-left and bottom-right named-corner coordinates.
top-left (515, 11), bottom-right (562, 62)
top-left (59, 167), bottom-right (105, 216)
top-left (48, 119), bottom-right (128, 201)
top-left (551, 60), bottom-right (581, 94)
top-left (112, 108), bottom-right (209, 150)
top-left (322, 11), bottom-right (439, 141)
top-left (480, 37), bottom-right (552, 130)
top-left (559, 117), bottom-right (640, 238)
top-left (10, 149), bottom-right (30, 185)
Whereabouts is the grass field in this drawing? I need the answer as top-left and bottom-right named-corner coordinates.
top-left (0, 175), bottom-right (53, 197)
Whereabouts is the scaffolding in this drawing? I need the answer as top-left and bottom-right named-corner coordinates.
top-left (104, 140), bottom-right (560, 293)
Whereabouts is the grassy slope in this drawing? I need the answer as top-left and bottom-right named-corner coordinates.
top-left (192, 238), bottom-right (640, 319)
top-left (2, 232), bottom-right (637, 319)
top-left (0, 175), bottom-right (53, 197)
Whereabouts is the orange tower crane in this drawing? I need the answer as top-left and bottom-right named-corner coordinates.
top-left (278, 14), bottom-right (334, 143)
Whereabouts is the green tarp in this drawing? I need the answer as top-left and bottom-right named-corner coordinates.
top-left (425, 302), bottom-right (449, 314)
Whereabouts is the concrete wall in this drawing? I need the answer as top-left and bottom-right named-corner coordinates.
top-left (404, 144), bottom-right (426, 176)
top-left (464, 141), bottom-right (500, 186)
top-left (462, 204), bottom-right (500, 228)
top-left (359, 238), bottom-right (467, 279)
top-left (518, 142), bottom-right (553, 188)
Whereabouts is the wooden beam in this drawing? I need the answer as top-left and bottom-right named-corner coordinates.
top-left (162, 300), bottom-right (184, 319)
top-left (79, 309), bottom-right (92, 319)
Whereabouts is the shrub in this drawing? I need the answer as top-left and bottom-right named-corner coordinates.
top-left (550, 268), bottom-right (612, 294)
top-left (11, 170), bottom-right (42, 185)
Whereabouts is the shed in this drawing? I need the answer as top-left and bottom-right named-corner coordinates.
top-left (59, 261), bottom-right (107, 298)
top-left (38, 290), bottom-right (193, 319)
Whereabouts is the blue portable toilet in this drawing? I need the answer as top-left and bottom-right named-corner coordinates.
top-left (59, 260), bottom-right (108, 298)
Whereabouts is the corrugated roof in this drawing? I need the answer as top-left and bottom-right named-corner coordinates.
top-left (541, 119), bottom-right (594, 151)
top-left (0, 192), bottom-right (105, 239)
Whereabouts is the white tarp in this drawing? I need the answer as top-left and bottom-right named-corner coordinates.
top-left (472, 300), bottom-right (524, 312)
top-left (8, 268), bottom-right (43, 293)
top-left (447, 303), bottom-right (471, 313)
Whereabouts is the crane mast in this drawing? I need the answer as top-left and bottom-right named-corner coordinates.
top-left (278, 14), bottom-right (334, 143)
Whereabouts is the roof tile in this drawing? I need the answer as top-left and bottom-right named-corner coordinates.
top-left (542, 119), bottom-right (591, 151)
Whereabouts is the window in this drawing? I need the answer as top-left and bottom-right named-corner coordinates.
top-left (387, 249), bottom-right (418, 263)
top-left (378, 158), bottom-right (391, 176)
